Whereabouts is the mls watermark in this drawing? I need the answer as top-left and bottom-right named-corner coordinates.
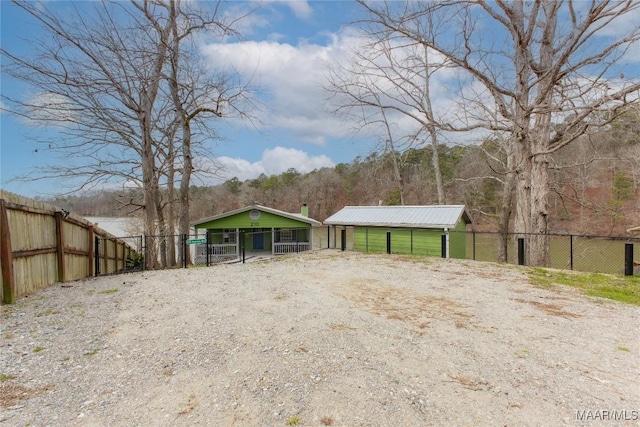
top-left (576, 409), bottom-right (639, 422)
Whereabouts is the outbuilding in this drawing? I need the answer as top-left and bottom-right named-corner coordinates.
top-left (190, 204), bottom-right (321, 263)
top-left (324, 205), bottom-right (472, 259)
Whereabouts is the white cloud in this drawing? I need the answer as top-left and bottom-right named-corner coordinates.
top-left (201, 31), bottom-right (361, 143)
top-left (586, 4), bottom-right (640, 38)
top-left (256, 0), bottom-right (313, 20)
top-left (214, 146), bottom-right (335, 182)
top-left (201, 28), bottom-right (476, 148)
top-left (203, 17), bottom-right (639, 162)
top-left (281, 0), bottom-right (313, 20)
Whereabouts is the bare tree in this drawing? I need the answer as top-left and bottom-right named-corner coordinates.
top-left (162, 0), bottom-right (255, 261)
top-left (357, 0), bottom-right (640, 265)
top-left (2, 0), bottom-right (255, 267)
top-left (327, 31), bottom-right (450, 204)
top-left (1, 0), bottom-right (176, 267)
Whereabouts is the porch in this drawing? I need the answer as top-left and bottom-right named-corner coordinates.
top-left (192, 228), bottom-right (313, 265)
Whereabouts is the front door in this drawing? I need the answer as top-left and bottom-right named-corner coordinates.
top-left (252, 230), bottom-right (264, 250)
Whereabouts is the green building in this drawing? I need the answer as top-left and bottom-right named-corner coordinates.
top-left (190, 204), bottom-right (322, 262)
top-left (324, 205), bottom-right (472, 259)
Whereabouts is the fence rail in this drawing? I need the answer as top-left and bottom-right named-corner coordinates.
top-left (1, 192), bottom-right (141, 304)
top-left (326, 225), bottom-right (639, 276)
top-left (4, 196), bottom-right (638, 305)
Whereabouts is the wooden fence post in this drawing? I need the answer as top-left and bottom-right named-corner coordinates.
top-left (55, 211), bottom-right (66, 283)
top-left (0, 199), bottom-right (16, 304)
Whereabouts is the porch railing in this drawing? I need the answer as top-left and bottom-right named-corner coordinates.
top-left (194, 243), bottom-right (237, 262)
top-left (274, 242), bottom-right (311, 255)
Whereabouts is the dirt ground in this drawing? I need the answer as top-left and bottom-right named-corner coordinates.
top-left (1, 250), bottom-right (638, 426)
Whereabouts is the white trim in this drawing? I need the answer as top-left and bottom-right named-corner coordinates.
top-left (235, 229), bottom-right (240, 258)
top-left (271, 227), bottom-right (275, 255)
top-left (445, 228), bottom-right (450, 259)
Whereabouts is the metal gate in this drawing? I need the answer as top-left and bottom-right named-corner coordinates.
top-left (94, 235), bottom-right (144, 276)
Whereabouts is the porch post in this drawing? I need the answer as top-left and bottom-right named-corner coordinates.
top-left (236, 228), bottom-right (240, 259)
top-left (271, 227), bottom-right (275, 255)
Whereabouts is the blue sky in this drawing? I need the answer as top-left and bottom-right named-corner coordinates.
top-left (1, 1), bottom-right (639, 198)
top-left (0, 1), bottom-right (370, 197)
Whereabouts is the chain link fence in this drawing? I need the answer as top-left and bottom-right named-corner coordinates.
top-left (94, 235), bottom-right (143, 276)
top-left (326, 226), bottom-right (639, 276)
top-left (96, 227), bottom-right (639, 277)
top-left (460, 231), bottom-right (639, 275)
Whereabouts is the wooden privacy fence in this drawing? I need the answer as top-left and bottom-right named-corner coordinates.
top-left (0, 191), bottom-right (138, 304)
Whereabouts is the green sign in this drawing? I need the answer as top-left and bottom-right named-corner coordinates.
top-left (187, 238), bottom-right (206, 244)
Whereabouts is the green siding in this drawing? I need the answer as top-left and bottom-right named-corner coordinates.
top-left (195, 209), bottom-right (310, 230)
top-left (354, 227), bottom-right (443, 256)
top-left (449, 220), bottom-right (467, 259)
top-left (412, 229), bottom-right (445, 256)
top-left (353, 221), bottom-right (468, 259)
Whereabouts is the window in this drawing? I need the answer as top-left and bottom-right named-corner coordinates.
top-left (278, 229), bottom-right (294, 242)
top-left (275, 229), bottom-right (309, 243)
top-left (222, 229), bottom-right (236, 244)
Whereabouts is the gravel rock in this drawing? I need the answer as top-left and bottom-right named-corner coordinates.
top-left (1, 250), bottom-right (638, 426)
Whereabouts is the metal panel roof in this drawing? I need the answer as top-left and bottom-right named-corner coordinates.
top-left (324, 205), bottom-right (471, 228)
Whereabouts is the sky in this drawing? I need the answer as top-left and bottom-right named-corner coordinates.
top-left (1, 1), bottom-right (639, 198)
top-left (0, 0), bottom-right (371, 197)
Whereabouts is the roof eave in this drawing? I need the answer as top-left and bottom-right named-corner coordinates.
top-left (323, 221), bottom-right (458, 228)
top-left (191, 204), bottom-right (321, 228)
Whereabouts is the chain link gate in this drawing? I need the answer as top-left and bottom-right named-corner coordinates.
top-left (94, 235), bottom-right (144, 276)
top-left (143, 234), bottom-right (188, 270)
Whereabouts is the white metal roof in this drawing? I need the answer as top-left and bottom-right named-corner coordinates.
top-left (323, 205), bottom-right (471, 229)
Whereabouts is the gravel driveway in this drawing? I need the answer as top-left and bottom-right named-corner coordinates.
top-left (1, 250), bottom-right (638, 426)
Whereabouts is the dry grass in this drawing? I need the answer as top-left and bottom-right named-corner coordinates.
top-left (513, 298), bottom-right (580, 318)
top-left (320, 415), bottom-right (334, 425)
top-left (329, 323), bottom-right (357, 332)
top-left (341, 279), bottom-right (472, 333)
top-left (0, 381), bottom-right (53, 408)
top-left (446, 374), bottom-right (490, 391)
top-left (177, 394), bottom-right (198, 415)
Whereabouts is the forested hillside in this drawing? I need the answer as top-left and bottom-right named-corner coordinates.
top-left (48, 111), bottom-right (639, 236)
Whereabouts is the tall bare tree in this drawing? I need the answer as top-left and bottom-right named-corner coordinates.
top-left (357, 0), bottom-right (640, 265)
top-left (1, 0), bottom-right (175, 267)
top-left (328, 32), bottom-right (449, 204)
top-left (163, 0), bottom-right (255, 262)
top-left (2, 0), bottom-right (254, 267)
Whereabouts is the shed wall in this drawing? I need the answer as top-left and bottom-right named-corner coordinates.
top-left (352, 223), bottom-right (468, 259)
top-left (354, 227), bottom-right (443, 256)
top-left (449, 220), bottom-right (468, 259)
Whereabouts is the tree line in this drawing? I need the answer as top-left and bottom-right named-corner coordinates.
top-left (50, 108), bottom-right (639, 239)
top-left (4, 0), bottom-right (639, 267)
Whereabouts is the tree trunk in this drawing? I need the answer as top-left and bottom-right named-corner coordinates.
top-left (167, 151), bottom-right (177, 267)
top-left (525, 0), bottom-right (556, 267)
top-left (429, 129), bottom-right (445, 204)
top-left (155, 190), bottom-right (168, 268)
top-left (423, 45), bottom-right (445, 204)
top-left (141, 116), bottom-right (159, 269)
top-left (380, 107), bottom-right (405, 205)
top-left (167, 0), bottom-right (193, 265)
top-left (179, 120), bottom-right (193, 265)
top-left (497, 152), bottom-right (516, 263)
